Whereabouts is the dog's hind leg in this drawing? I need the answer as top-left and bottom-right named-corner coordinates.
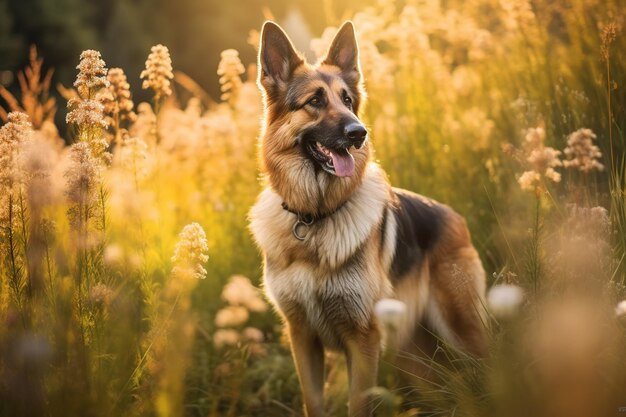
top-left (427, 245), bottom-right (488, 357)
top-left (288, 323), bottom-right (326, 417)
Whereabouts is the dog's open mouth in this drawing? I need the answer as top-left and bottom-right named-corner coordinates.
top-left (308, 142), bottom-right (355, 177)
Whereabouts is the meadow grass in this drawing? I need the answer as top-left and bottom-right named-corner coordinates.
top-left (1, 1), bottom-right (625, 416)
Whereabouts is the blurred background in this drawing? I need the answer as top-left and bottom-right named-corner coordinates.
top-left (1, 0), bottom-right (625, 416)
top-left (0, 0), bottom-right (373, 105)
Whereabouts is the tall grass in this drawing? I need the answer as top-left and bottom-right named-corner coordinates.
top-left (0, 0), bottom-right (625, 416)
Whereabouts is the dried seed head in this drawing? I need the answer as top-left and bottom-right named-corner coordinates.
top-left (89, 282), bottom-right (114, 308)
top-left (171, 222), bottom-right (209, 280)
top-left (103, 68), bottom-right (136, 125)
top-left (64, 142), bottom-right (99, 206)
top-left (516, 127), bottom-right (562, 193)
top-left (563, 128), bottom-right (604, 173)
top-left (217, 49), bottom-right (245, 104)
top-left (0, 112), bottom-right (33, 189)
top-left (140, 44), bottom-right (174, 100)
top-left (214, 306), bottom-right (249, 328)
top-left (213, 329), bottom-right (239, 349)
top-left (73, 50), bottom-right (109, 98)
top-left (66, 99), bottom-right (108, 129)
top-left (600, 22), bottom-right (619, 62)
top-left (221, 275), bottom-right (267, 312)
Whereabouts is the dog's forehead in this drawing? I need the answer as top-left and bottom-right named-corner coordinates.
top-left (291, 65), bottom-right (349, 95)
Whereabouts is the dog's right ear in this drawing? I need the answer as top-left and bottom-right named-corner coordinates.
top-left (258, 21), bottom-right (303, 90)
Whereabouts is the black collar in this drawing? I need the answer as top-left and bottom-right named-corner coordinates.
top-left (281, 201), bottom-right (344, 224)
top-left (281, 201), bottom-right (346, 241)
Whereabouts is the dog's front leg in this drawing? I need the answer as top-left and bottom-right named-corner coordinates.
top-left (346, 329), bottom-right (381, 417)
top-left (288, 323), bottom-right (325, 417)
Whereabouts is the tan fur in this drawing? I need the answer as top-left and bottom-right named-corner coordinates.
top-left (250, 21), bottom-right (487, 417)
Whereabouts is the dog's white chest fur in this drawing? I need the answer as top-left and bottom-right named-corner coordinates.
top-left (263, 261), bottom-right (385, 348)
top-left (250, 163), bottom-right (394, 347)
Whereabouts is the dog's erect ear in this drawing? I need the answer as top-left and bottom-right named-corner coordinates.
top-left (258, 21), bottom-right (303, 88)
top-left (322, 21), bottom-right (360, 75)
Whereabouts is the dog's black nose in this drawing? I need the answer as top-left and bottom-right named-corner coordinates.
top-left (344, 123), bottom-right (367, 148)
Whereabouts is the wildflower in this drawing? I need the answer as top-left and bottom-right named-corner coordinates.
top-left (516, 127), bottom-right (562, 193)
top-left (600, 22), bottom-right (618, 62)
top-left (487, 284), bottom-right (524, 318)
top-left (616, 300), bottom-right (626, 318)
top-left (526, 147), bottom-right (562, 181)
top-left (89, 282), bottom-right (114, 307)
top-left (242, 327), bottom-right (264, 343)
top-left (171, 222), bottom-right (209, 280)
top-left (214, 306), bottom-right (249, 328)
top-left (140, 44), bottom-right (174, 101)
top-left (217, 49), bottom-right (245, 104)
top-left (0, 111), bottom-right (32, 144)
top-left (213, 329), bottom-right (239, 349)
top-left (102, 68), bottom-right (136, 128)
top-left (67, 50), bottom-right (112, 165)
top-left (374, 298), bottom-right (407, 330)
top-left (221, 275), bottom-right (268, 312)
top-left (66, 99), bottom-right (108, 129)
top-left (20, 134), bottom-right (58, 208)
top-left (103, 244), bottom-right (124, 266)
top-left (563, 128), bottom-right (604, 173)
top-left (566, 205), bottom-right (610, 238)
top-left (0, 112), bottom-right (32, 188)
top-left (116, 133), bottom-right (149, 178)
top-left (129, 102), bottom-right (157, 142)
top-left (64, 142), bottom-right (99, 227)
top-left (517, 170), bottom-right (541, 192)
top-left (247, 29), bottom-right (260, 51)
top-left (523, 127), bottom-right (545, 151)
top-left (73, 50), bottom-right (109, 97)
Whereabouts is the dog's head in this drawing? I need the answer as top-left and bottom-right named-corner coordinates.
top-left (257, 21), bottom-right (370, 211)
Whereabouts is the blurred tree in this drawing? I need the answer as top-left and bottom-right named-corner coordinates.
top-left (0, 0), bottom-right (25, 70)
top-left (7, 0), bottom-right (98, 83)
top-left (1, 0), bottom-right (377, 114)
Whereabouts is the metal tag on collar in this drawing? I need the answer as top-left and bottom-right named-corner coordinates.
top-left (292, 214), bottom-right (314, 241)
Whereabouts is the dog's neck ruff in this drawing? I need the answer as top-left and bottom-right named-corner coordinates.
top-left (250, 162), bottom-right (390, 269)
top-left (281, 201), bottom-right (346, 241)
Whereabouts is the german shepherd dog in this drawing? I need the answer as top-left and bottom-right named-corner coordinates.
top-left (249, 21), bottom-right (487, 417)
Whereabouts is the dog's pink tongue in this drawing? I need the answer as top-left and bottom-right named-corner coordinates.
top-left (330, 150), bottom-right (355, 177)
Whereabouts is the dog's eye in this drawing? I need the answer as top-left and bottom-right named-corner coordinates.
top-left (307, 97), bottom-right (322, 107)
top-left (343, 96), bottom-right (353, 106)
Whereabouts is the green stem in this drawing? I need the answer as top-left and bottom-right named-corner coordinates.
top-left (18, 189), bottom-right (30, 298)
top-left (43, 224), bottom-right (55, 305)
top-left (606, 54), bottom-right (613, 173)
top-left (531, 194), bottom-right (541, 294)
top-left (6, 194), bottom-right (26, 326)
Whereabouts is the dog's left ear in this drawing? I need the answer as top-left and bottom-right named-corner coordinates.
top-left (322, 21), bottom-right (360, 77)
top-left (258, 21), bottom-right (303, 90)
